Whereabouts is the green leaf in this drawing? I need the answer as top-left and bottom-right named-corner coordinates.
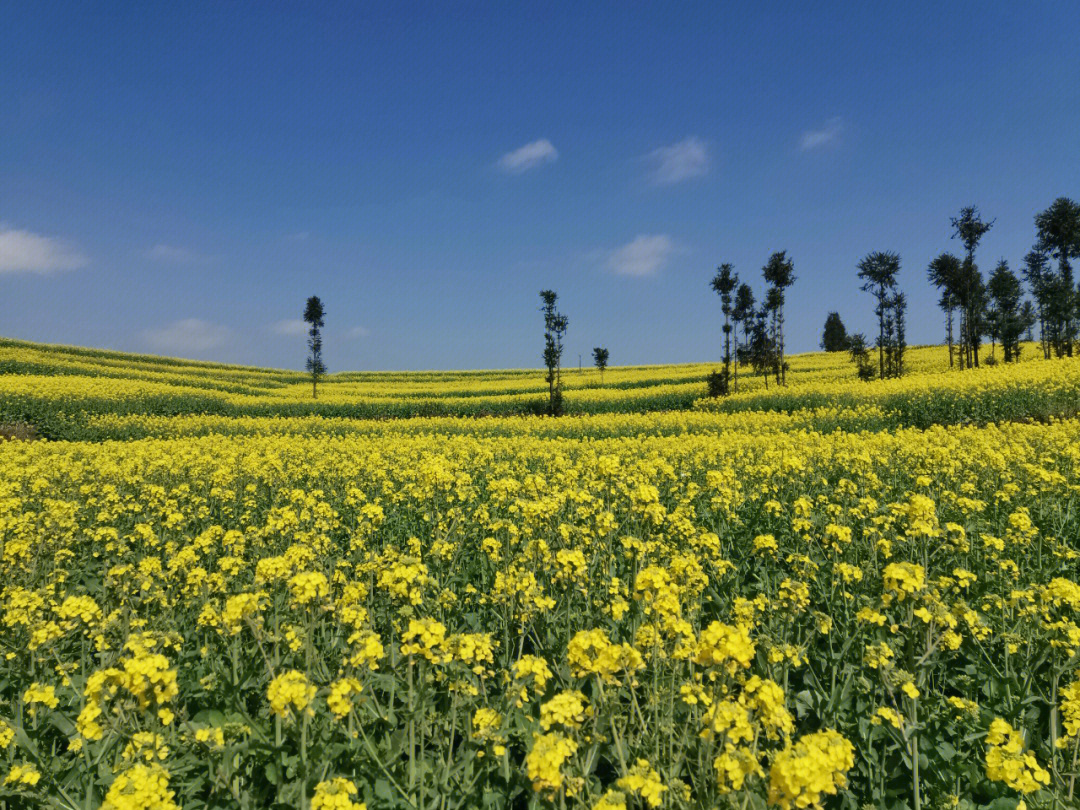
top-left (47, 712), bottom-right (77, 737)
top-left (374, 779), bottom-right (394, 802)
top-left (937, 740), bottom-right (957, 761)
top-left (264, 761), bottom-right (281, 785)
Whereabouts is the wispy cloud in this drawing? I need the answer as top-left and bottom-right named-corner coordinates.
top-left (285, 231), bottom-right (310, 242)
top-left (144, 244), bottom-right (211, 263)
top-left (645, 137), bottom-right (710, 185)
top-left (271, 319), bottom-right (307, 337)
top-left (144, 318), bottom-right (230, 354)
top-left (799, 117), bottom-right (844, 151)
top-left (608, 234), bottom-right (675, 277)
top-left (346, 326), bottom-right (370, 339)
top-left (0, 226), bottom-right (87, 274)
top-left (497, 139), bottom-right (558, 174)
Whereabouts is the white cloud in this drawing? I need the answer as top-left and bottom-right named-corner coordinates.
top-left (144, 319), bottom-right (230, 354)
top-left (0, 226), bottom-right (87, 274)
top-left (346, 326), bottom-right (370, 339)
top-left (272, 319), bottom-right (307, 337)
top-left (799, 117), bottom-right (844, 151)
top-left (646, 137), bottom-right (710, 185)
top-left (607, 234), bottom-right (675, 277)
top-left (497, 139), bottom-right (558, 174)
top-left (285, 231), bottom-right (310, 242)
top-left (145, 244), bottom-right (209, 263)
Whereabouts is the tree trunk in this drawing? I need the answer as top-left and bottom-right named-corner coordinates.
top-left (971, 304), bottom-right (980, 368)
top-left (779, 309), bottom-right (786, 386)
top-left (770, 311), bottom-right (780, 385)
top-left (732, 330), bottom-right (739, 393)
top-left (723, 316), bottom-right (731, 394)
top-left (967, 313), bottom-right (976, 373)
top-left (957, 311), bottom-right (966, 370)
top-left (878, 295), bottom-right (886, 380)
top-left (946, 308), bottom-right (954, 368)
top-left (723, 316), bottom-right (730, 369)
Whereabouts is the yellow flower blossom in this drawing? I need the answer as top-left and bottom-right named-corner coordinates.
top-left (768, 730), bottom-right (854, 810)
top-left (311, 777), bottom-right (367, 810)
top-left (526, 733), bottom-right (578, 794)
top-left (267, 670), bottom-right (317, 720)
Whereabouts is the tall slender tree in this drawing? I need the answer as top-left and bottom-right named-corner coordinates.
top-left (856, 251), bottom-right (901, 379)
top-left (986, 259), bottom-right (1027, 362)
top-left (1022, 250), bottom-right (1052, 358)
top-left (746, 306), bottom-right (775, 389)
top-left (539, 290), bottom-right (568, 416)
top-left (927, 253), bottom-right (963, 367)
top-left (1020, 301), bottom-right (1037, 343)
top-left (763, 287), bottom-right (783, 385)
top-left (710, 263), bottom-right (738, 396)
top-left (1034, 197), bottom-right (1080, 357)
top-left (950, 206), bottom-right (994, 368)
top-left (303, 296), bottom-right (326, 399)
top-left (884, 291), bottom-right (907, 377)
top-left (731, 282), bottom-right (755, 393)
top-left (762, 251), bottom-right (795, 385)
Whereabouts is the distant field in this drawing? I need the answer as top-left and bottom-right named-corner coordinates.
top-left (3, 337), bottom-right (1080, 809)
top-left (1, 336), bottom-right (1076, 439)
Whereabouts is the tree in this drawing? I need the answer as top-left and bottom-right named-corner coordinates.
top-left (303, 296), bottom-right (326, 399)
top-left (986, 260), bottom-right (1026, 362)
top-left (762, 252), bottom-right (796, 385)
top-left (592, 347), bottom-right (609, 384)
top-left (539, 290), bottom-right (568, 416)
top-left (763, 287), bottom-right (784, 385)
top-left (705, 370), bottom-right (727, 398)
top-left (746, 306), bottom-right (776, 389)
top-left (856, 251), bottom-right (901, 379)
top-left (847, 333), bottom-right (875, 381)
top-left (1034, 197), bottom-right (1080, 357)
top-left (1022, 250), bottom-right (1052, 358)
top-left (820, 312), bottom-right (848, 352)
top-left (710, 263), bottom-right (738, 396)
top-left (884, 291), bottom-right (907, 378)
top-left (927, 253), bottom-right (963, 367)
top-left (1020, 300), bottom-right (1037, 344)
top-left (731, 283), bottom-right (755, 393)
top-left (950, 206), bottom-right (993, 368)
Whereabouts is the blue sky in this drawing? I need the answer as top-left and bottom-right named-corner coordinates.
top-left (2, 2), bottom-right (1078, 370)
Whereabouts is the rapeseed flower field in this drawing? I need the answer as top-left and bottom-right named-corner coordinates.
top-left (2, 338), bottom-right (1080, 809)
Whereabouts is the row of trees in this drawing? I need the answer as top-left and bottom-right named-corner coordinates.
top-left (555, 194), bottom-right (1074, 411)
top-left (812, 197), bottom-right (1080, 383)
top-left (296, 198), bottom-right (1077, 406)
top-left (708, 251), bottom-right (797, 394)
top-left (920, 200), bottom-right (1079, 368)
